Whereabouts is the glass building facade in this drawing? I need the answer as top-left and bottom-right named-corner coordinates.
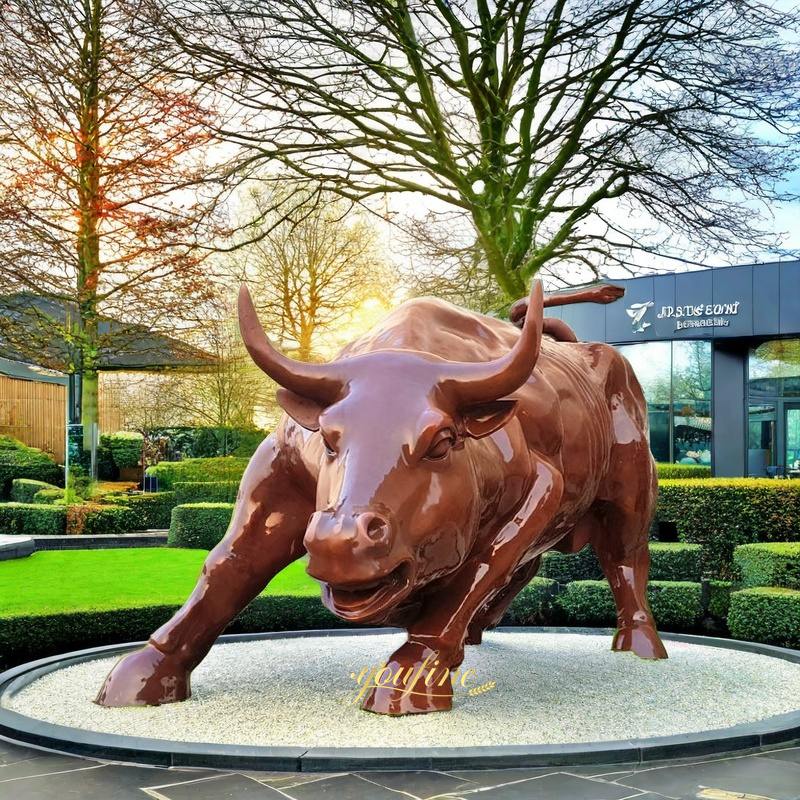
top-left (548, 260), bottom-right (800, 476)
top-left (616, 341), bottom-right (712, 465)
top-left (747, 339), bottom-right (800, 477)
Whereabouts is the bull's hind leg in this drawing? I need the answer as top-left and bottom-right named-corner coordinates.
top-left (96, 431), bottom-right (314, 706)
top-left (588, 499), bottom-right (667, 660)
top-left (588, 351), bottom-right (667, 659)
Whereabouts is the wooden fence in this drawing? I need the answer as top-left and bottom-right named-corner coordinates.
top-left (0, 375), bottom-right (122, 464)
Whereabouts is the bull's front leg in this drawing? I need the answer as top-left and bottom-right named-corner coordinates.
top-left (362, 461), bottom-right (564, 715)
top-left (96, 432), bottom-right (314, 707)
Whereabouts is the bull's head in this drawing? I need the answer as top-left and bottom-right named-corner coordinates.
top-left (238, 283), bottom-right (544, 623)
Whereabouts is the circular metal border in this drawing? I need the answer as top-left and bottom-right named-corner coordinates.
top-left (1, 627), bottom-right (799, 772)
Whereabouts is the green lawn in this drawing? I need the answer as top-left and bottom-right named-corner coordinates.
top-left (0, 549), bottom-right (320, 617)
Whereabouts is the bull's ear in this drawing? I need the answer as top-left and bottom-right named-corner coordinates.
top-left (276, 387), bottom-right (325, 432)
top-left (462, 399), bottom-right (518, 439)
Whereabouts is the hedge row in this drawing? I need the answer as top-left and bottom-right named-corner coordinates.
top-left (0, 596), bottom-right (346, 670)
top-left (0, 436), bottom-right (63, 498)
top-left (728, 588), bottom-right (800, 648)
top-left (105, 492), bottom-right (178, 530)
top-left (145, 457), bottom-right (249, 490)
top-left (556, 580), bottom-right (703, 629)
top-left (174, 480), bottom-right (240, 505)
top-left (168, 503), bottom-right (234, 549)
top-left (10, 478), bottom-right (58, 504)
top-left (656, 479), bottom-right (800, 579)
top-left (734, 542), bottom-right (800, 590)
top-left (538, 543), bottom-right (701, 583)
top-left (0, 576), bottom-right (715, 670)
top-left (101, 432), bottom-right (144, 470)
top-left (32, 488), bottom-right (64, 504)
top-left (656, 463), bottom-right (712, 479)
top-left (0, 503), bottom-right (66, 535)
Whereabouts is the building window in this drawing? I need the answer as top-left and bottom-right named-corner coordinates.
top-left (616, 340), bottom-right (712, 465)
top-left (748, 339), bottom-right (800, 476)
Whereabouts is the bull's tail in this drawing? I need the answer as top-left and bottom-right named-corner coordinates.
top-left (510, 282), bottom-right (625, 341)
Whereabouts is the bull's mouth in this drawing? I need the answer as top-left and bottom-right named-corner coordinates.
top-left (322, 561), bottom-right (413, 622)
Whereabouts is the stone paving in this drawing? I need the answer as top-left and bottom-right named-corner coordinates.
top-left (2, 736), bottom-right (799, 799)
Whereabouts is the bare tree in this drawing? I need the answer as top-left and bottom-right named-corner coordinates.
top-left (238, 186), bottom-right (395, 361)
top-left (0, 0), bottom-right (223, 448)
top-left (146, 0), bottom-right (799, 299)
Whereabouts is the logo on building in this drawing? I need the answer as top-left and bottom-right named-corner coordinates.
top-left (626, 301), bottom-right (654, 333)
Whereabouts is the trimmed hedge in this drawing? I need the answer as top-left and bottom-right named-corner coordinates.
top-left (538, 542), bottom-right (702, 584)
top-left (734, 542), bottom-right (800, 590)
top-left (708, 580), bottom-right (733, 620)
top-left (10, 478), bottom-right (58, 504)
top-left (0, 503), bottom-right (66, 535)
top-left (32, 488), bottom-right (65, 504)
top-left (101, 431), bottom-right (144, 470)
top-left (503, 577), bottom-right (558, 625)
top-left (105, 492), bottom-right (178, 530)
top-left (649, 542), bottom-right (702, 582)
top-left (0, 596), bottom-right (346, 670)
top-left (556, 580), bottom-right (702, 630)
top-left (74, 504), bottom-right (136, 536)
top-left (174, 480), bottom-right (240, 505)
top-left (168, 502), bottom-right (234, 549)
top-left (146, 457), bottom-right (249, 490)
top-left (728, 587), bottom-right (800, 648)
top-left (656, 463), bottom-right (712, 479)
top-left (656, 479), bottom-right (800, 579)
top-left (539, 546), bottom-right (602, 583)
top-left (0, 436), bottom-right (63, 498)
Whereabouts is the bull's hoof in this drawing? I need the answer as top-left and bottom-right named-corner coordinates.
top-left (612, 625), bottom-right (668, 660)
top-left (360, 641), bottom-right (454, 715)
top-left (95, 643), bottom-right (191, 707)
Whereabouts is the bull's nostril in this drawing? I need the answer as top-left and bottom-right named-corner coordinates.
top-left (365, 514), bottom-right (389, 541)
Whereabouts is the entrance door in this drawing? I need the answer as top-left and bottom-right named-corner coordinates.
top-left (787, 404), bottom-right (800, 477)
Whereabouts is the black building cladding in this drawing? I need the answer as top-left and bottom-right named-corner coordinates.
top-left (547, 261), bottom-right (800, 477)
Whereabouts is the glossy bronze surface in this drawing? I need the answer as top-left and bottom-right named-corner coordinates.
top-left (97, 280), bottom-right (666, 714)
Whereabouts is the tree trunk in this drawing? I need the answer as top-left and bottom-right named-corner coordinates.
top-left (76, 0), bottom-right (103, 452)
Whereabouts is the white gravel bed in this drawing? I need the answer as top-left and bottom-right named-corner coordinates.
top-left (6, 632), bottom-right (800, 748)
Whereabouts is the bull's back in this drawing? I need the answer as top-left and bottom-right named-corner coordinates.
top-left (337, 297), bottom-right (521, 362)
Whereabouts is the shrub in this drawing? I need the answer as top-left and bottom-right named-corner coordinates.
top-left (67, 504), bottom-right (136, 536)
top-left (648, 542), bottom-right (702, 582)
top-left (539, 546), bottom-right (602, 583)
top-left (656, 479), bottom-right (800, 579)
top-left (168, 502), bottom-right (234, 549)
top-left (0, 436), bottom-right (63, 498)
top-left (10, 478), bottom-right (58, 504)
top-left (101, 431), bottom-right (143, 470)
top-left (503, 578), bottom-right (558, 624)
top-left (707, 580), bottom-right (733, 620)
top-left (734, 542), bottom-right (800, 590)
top-left (174, 480), bottom-right (240, 505)
top-left (146, 457), bottom-right (249, 490)
top-left (556, 580), bottom-right (702, 630)
top-left (0, 596), bottom-right (345, 670)
top-left (104, 492), bottom-right (177, 530)
top-left (0, 503), bottom-right (66, 535)
top-left (32, 488), bottom-right (65, 504)
top-left (656, 463), bottom-right (712, 479)
top-left (728, 587), bottom-right (800, 648)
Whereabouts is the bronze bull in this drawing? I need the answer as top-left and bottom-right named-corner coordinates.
top-left (97, 280), bottom-right (666, 715)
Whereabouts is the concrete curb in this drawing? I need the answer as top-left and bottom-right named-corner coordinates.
top-left (1, 627), bottom-right (799, 771)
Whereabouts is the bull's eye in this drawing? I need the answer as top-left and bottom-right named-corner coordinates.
top-left (425, 429), bottom-right (455, 461)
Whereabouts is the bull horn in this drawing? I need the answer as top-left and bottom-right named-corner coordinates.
top-left (237, 284), bottom-right (344, 403)
top-left (439, 280), bottom-right (544, 406)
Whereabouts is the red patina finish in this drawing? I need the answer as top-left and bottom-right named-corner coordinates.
top-left (97, 280), bottom-right (666, 715)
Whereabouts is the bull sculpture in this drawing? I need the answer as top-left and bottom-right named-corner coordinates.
top-left (97, 280), bottom-right (667, 715)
